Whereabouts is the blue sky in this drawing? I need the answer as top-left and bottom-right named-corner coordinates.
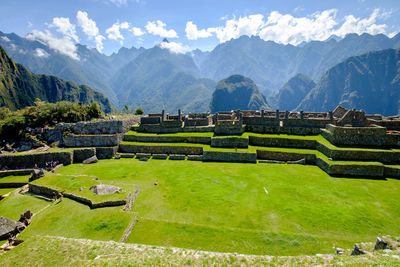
top-left (0, 0), bottom-right (399, 56)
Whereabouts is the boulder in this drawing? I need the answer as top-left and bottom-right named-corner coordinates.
top-left (335, 248), bottom-right (344, 255)
top-left (351, 243), bottom-right (367, 256)
top-left (0, 217), bottom-right (18, 240)
top-left (29, 168), bottom-right (46, 182)
top-left (374, 237), bottom-right (388, 250)
top-left (139, 157), bottom-right (149, 161)
top-left (83, 155), bottom-right (98, 164)
top-left (90, 184), bottom-right (121, 195)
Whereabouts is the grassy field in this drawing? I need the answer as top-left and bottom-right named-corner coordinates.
top-left (0, 188), bottom-right (18, 196)
top-left (19, 159), bottom-right (398, 256)
top-left (2, 235), bottom-right (400, 266)
top-left (0, 175), bottom-right (30, 184)
top-left (31, 173), bottom-right (136, 203)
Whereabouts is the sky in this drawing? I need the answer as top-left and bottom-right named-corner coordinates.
top-left (0, 0), bottom-right (399, 57)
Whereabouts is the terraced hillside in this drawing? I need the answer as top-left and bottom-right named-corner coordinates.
top-left (1, 129), bottom-right (400, 262)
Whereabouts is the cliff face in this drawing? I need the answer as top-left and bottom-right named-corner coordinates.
top-left (0, 46), bottom-right (113, 113)
top-left (297, 49), bottom-right (400, 116)
top-left (271, 73), bottom-right (315, 111)
top-left (210, 75), bottom-right (270, 113)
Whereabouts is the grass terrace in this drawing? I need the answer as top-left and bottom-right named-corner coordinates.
top-left (8, 159), bottom-right (397, 256)
top-left (0, 175), bottom-right (31, 184)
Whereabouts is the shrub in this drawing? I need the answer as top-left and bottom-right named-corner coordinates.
top-left (135, 107), bottom-right (144, 115)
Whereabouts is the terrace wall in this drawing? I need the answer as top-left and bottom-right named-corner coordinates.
top-left (247, 126), bottom-right (321, 135)
top-left (0, 152), bottom-right (72, 169)
top-left (202, 151), bottom-right (257, 163)
top-left (256, 150), bottom-right (316, 164)
top-left (63, 134), bottom-right (120, 147)
top-left (123, 135), bottom-right (211, 144)
top-left (119, 144), bottom-right (203, 155)
top-left (210, 137), bottom-right (248, 148)
top-left (249, 136), bottom-right (316, 149)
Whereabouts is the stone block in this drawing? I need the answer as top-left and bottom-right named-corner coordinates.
top-left (169, 154), bottom-right (186, 160)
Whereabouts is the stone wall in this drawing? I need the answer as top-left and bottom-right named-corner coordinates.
top-left (0, 169), bottom-right (33, 177)
top-left (0, 152), bottom-right (72, 169)
top-left (73, 148), bottom-right (95, 163)
top-left (63, 134), bottom-right (119, 147)
top-left (323, 124), bottom-right (393, 147)
top-left (184, 118), bottom-right (211, 127)
top-left (202, 151), bottom-right (257, 163)
top-left (247, 125), bottom-right (321, 135)
top-left (384, 166), bottom-right (400, 178)
top-left (210, 137), bottom-right (248, 148)
top-left (29, 184), bottom-right (126, 209)
top-left (96, 147), bottom-right (118, 159)
top-left (119, 144), bottom-right (203, 155)
top-left (249, 136), bottom-right (316, 149)
top-left (316, 142), bottom-right (400, 164)
top-left (140, 117), bottom-right (161, 125)
top-left (256, 150), bottom-right (316, 164)
top-left (0, 182), bottom-right (27, 188)
top-left (123, 135), bottom-right (211, 144)
top-left (244, 117), bottom-right (332, 128)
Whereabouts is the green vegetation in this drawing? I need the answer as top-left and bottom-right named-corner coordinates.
top-left (28, 159), bottom-right (400, 255)
top-left (18, 198), bottom-right (134, 242)
top-left (0, 188), bottom-right (16, 196)
top-left (0, 45), bottom-right (113, 113)
top-left (0, 100), bottom-right (103, 139)
top-left (31, 173), bottom-right (136, 203)
top-left (0, 193), bottom-right (49, 221)
top-left (2, 235), bottom-right (400, 266)
top-left (0, 175), bottom-right (30, 184)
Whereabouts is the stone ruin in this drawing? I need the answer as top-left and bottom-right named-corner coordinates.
top-left (136, 106), bottom-right (400, 147)
top-left (90, 184), bottom-right (122, 195)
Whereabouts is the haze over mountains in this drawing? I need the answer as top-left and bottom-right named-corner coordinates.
top-left (1, 30), bottom-right (400, 115)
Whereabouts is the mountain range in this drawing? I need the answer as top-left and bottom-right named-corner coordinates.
top-left (1, 30), bottom-right (400, 115)
top-left (0, 45), bottom-right (113, 112)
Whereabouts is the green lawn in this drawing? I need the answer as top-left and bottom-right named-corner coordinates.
top-left (0, 175), bottom-right (30, 184)
top-left (19, 198), bottom-right (134, 242)
top-left (43, 159), bottom-right (400, 255)
top-left (0, 193), bottom-right (49, 221)
top-left (31, 173), bottom-right (136, 203)
top-left (0, 188), bottom-right (17, 196)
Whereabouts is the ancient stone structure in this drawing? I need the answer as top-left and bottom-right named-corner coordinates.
top-left (90, 184), bottom-right (121, 195)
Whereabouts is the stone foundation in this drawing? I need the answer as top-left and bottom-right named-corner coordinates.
top-left (63, 134), bottom-right (119, 147)
top-left (210, 137), bottom-right (248, 148)
top-left (119, 144), bottom-right (203, 155)
top-left (202, 151), bottom-right (256, 163)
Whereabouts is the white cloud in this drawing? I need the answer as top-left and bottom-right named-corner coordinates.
top-left (1, 36), bottom-right (10, 42)
top-left (185, 21), bottom-right (212, 40)
top-left (26, 30), bottom-right (79, 60)
top-left (259, 9), bottom-right (338, 45)
top-left (132, 27), bottom-right (145, 36)
top-left (76, 10), bottom-right (105, 52)
top-left (159, 41), bottom-right (190, 54)
top-left (334, 9), bottom-right (387, 37)
top-left (145, 20), bottom-right (178, 38)
top-left (209, 14), bottom-right (265, 43)
top-left (106, 21), bottom-right (130, 41)
top-left (34, 48), bottom-right (49, 58)
top-left (50, 17), bottom-right (79, 42)
top-left (208, 9), bottom-right (390, 46)
top-left (107, 0), bottom-right (139, 7)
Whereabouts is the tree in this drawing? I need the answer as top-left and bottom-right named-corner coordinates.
top-left (135, 107), bottom-right (144, 115)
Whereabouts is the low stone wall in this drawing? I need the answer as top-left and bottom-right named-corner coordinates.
top-left (0, 169), bottom-right (33, 177)
top-left (123, 135), bottom-right (211, 144)
top-left (182, 126), bottom-right (215, 133)
top-left (73, 148), bottom-right (95, 163)
top-left (169, 154), bottom-right (186, 160)
top-left (244, 117), bottom-right (332, 128)
top-left (323, 124), bottom-right (392, 147)
top-left (384, 166), bottom-right (400, 178)
top-left (328, 163), bottom-right (384, 177)
top-left (202, 151), bottom-right (257, 163)
top-left (256, 150), bottom-right (316, 164)
top-left (29, 184), bottom-right (126, 209)
top-left (119, 144), bottom-right (203, 155)
top-left (0, 182), bottom-right (27, 188)
top-left (96, 147), bottom-right (118, 159)
top-left (184, 118), bottom-right (210, 127)
top-left (316, 142), bottom-right (400, 164)
top-left (214, 125), bottom-right (245, 135)
top-left (247, 126), bottom-right (321, 135)
top-left (315, 156), bottom-right (384, 177)
top-left (249, 136), bottom-right (316, 149)
top-left (210, 137), bottom-right (248, 148)
top-left (140, 117), bottom-right (161, 125)
top-left (152, 154), bottom-right (168, 159)
top-left (63, 134), bottom-right (119, 147)
top-left (0, 152), bottom-right (72, 169)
